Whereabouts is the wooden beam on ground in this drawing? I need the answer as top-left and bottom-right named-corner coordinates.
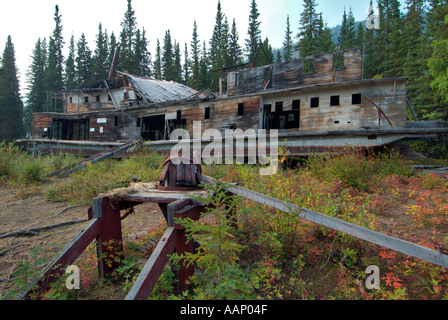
top-left (47, 141), bottom-right (138, 178)
top-left (124, 227), bottom-right (177, 300)
top-left (201, 176), bottom-right (448, 269)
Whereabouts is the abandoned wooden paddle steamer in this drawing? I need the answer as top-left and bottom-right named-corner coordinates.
top-left (20, 47), bottom-right (448, 158)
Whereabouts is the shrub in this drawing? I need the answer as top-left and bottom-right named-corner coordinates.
top-left (306, 148), bottom-right (379, 191)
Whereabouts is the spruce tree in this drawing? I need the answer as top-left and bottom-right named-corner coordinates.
top-left (363, 1), bottom-right (379, 78)
top-left (376, 0), bottom-right (403, 77)
top-left (283, 15), bottom-right (293, 61)
top-left (402, 0), bottom-right (435, 119)
top-left (199, 40), bottom-right (211, 89)
top-left (190, 20), bottom-right (201, 89)
top-left (92, 23), bottom-right (109, 82)
top-left (134, 28), bottom-right (151, 77)
top-left (316, 14), bottom-right (335, 53)
top-left (0, 36), bottom-right (24, 142)
top-left (338, 7), bottom-right (356, 49)
top-left (119, 0), bottom-right (137, 73)
top-left (228, 19), bottom-right (243, 66)
top-left (162, 30), bottom-right (175, 81)
top-left (209, 1), bottom-right (229, 90)
top-left (75, 33), bottom-right (92, 89)
top-left (184, 43), bottom-right (191, 85)
top-left (153, 39), bottom-right (162, 80)
top-left (26, 37), bottom-right (47, 131)
top-left (44, 5), bottom-right (64, 112)
top-left (245, 0), bottom-right (262, 65)
top-left (65, 35), bottom-right (77, 90)
top-left (355, 22), bottom-right (366, 47)
top-left (174, 41), bottom-right (182, 83)
top-left (296, 0), bottom-right (320, 57)
top-left (427, 0), bottom-right (448, 120)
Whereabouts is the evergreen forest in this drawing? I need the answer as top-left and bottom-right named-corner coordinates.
top-left (0, 0), bottom-right (447, 155)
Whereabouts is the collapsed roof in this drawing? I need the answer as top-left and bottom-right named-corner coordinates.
top-left (117, 71), bottom-right (214, 105)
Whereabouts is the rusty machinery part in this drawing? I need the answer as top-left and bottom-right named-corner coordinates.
top-left (157, 155), bottom-right (203, 191)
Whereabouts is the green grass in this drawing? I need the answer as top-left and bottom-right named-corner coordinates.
top-left (1, 142), bottom-right (447, 300)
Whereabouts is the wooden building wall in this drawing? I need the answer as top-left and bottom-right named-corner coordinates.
top-left (261, 78), bottom-right (407, 133)
top-left (227, 48), bottom-right (363, 97)
top-left (32, 77), bottom-right (407, 143)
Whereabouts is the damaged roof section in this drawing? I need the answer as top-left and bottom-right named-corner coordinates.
top-left (118, 72), bottom-right (214, 105)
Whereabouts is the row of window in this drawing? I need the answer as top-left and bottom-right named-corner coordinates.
top-left (201, 93), bottom-right (363, 120)
top-left (310, 93), bottom-right (362, 108)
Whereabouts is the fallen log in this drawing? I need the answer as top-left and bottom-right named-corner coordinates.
top-left (0, 219), bottom-right (88, 239)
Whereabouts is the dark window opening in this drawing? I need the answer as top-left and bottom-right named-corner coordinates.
top-left (141, 115), bottom-right (166, 141)
top-left (108, 94), bottom-right (112, 101)
top-left (275, 102), bottom-right (283, 113)
top-left (114, 116), bottom-right (118, 127)
top-left (84, 96), bottom-right (89, 103)
top-left (310, 97), bottom-right (319, 108)
top-left (69, 97), bottom-right (73, 103)
top-left (136, 118), bottom-right (141, 128)
top-left (177, 110), bottom-right (182, 121)
top-left (96, 95), bottom-right (100, 102)
top-left (330, 95), bottom-right (340, 106)
top-left (263, 102), bottom-right (300, 130)
top-left (51, 118), bottom-right (89, 141)
top-left (238, 103), bottom-right (244, 116)
top-left (352, 93), bottom-right (362, 105)
top-left (334, 120), bottom-right (340, 124)
top-left (292, 100), bottom-right (300, 110)
top-left (204, 107), bottom-right (210, 120)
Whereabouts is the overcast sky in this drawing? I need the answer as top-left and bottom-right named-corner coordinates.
top-left (0, 0), bottom-right (374, 95)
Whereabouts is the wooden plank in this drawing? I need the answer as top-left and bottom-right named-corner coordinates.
top-left (167, 198), bottom-right (192, 226)
top-left (199, 177), bottom-right (448, 269)
top-left (19, 218), bottom-right (101, 299)
top-left (58, 141), bottom-right (138, 177)
top-left (124, 227), bottom-right (177, 300)
top-left (94, 197), bottom-right (124, 277)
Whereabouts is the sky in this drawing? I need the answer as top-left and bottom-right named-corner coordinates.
top-left (0, 0), bottom-right (375, 96)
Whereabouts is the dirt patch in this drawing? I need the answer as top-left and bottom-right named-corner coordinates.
top-left (0, 182), bottom-right (166, 299)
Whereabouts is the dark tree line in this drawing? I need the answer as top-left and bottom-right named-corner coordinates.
top-left (1, 0), bottom-right (447, 144)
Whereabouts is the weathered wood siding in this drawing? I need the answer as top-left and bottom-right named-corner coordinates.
top-left (65, 89), bottom-right (136, 114)
top-left (88, 113), bottom-right (139, 142)
top-left (227, 48), bottom-right (363, 97)
top-left (32, 114), bottom-right (54, 138)
top-left (262, 78), bottom-right (407, 133)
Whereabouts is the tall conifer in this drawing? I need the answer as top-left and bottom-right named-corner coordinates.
top-left (0, 36), bottom-right (24, 141)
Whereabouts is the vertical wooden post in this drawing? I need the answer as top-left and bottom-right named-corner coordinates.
top-left (92, 197), bottom-right (124, 277)
top-left (174, 228), bottom-right (194, 294)
top-left (172, 203), bottom-right (204, 294)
